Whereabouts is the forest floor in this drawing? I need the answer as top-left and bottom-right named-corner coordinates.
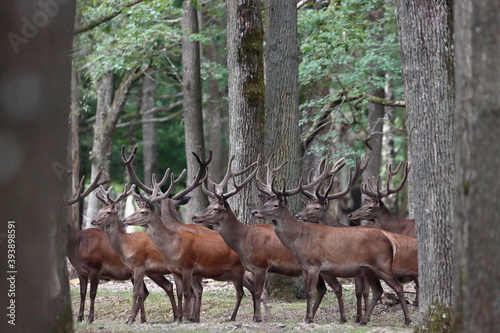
top-left (70, 276), bottom-right (418, 333)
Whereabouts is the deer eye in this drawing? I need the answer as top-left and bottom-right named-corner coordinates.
top-left (314, 207), bottom-right (320, 211)
top-left (367, 206), bottom-right (374, 210)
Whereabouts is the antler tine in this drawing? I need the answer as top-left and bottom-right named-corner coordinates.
top-left (301, 168), bottom-right (317, 199)
top-left (121, 145), bottom-right (154, 194)
top-left (96, 184), bottom-right (114, 205)
top-left (171, 149), bottom-right (212, 200)
top-left (324, 154), bottom-right (369, 201)
top-left (384, 160), bottom-right (410, 196)
top-left (255, 153), bottom-right (288, 197)
top-left (222, 158), bottom-right (259, 200)
top-left (68, 169), bottom-right (110, 205)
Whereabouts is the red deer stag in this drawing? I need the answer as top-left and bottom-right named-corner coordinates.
top-left (191, 155), bottom-right (347, 323)
top-left (348, 161), bottom-right (416, 237)
top-left (295, 155), bottom-right (371, 322)
top-left (91, 184), bottom-right (178, 324)
top-left (121, 146), bottom-right (269, 321)
top-left (67, 170), bottom-right (137, 323)
top-left (122, 162), bottom-right (261, 323)
top-left (251, 155), bottom-right (412, 325)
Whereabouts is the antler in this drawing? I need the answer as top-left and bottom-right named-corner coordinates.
top-left (68, 169), bottom-right (110, 205)
top-left (255, 153), bottom-right (288, 197)
top-left (202, 154), bottom-right (259, 200)
top-left (361, 160), bottom-right (410, 200)
top-left (96, 184), bottom-right (136, 206)
top-left (256, 153), bottom-right (347, 199)
top-left (172, 149), bottom-right (212, 200)
top-left (302, 155), bottom-right (370, 204)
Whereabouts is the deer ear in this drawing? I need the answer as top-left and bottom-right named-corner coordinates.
top-left (176, 196), bottom-right (191, 207)
top-left (301, 198), bottom-right (311, 205)
top-left (363, 199), bottom-right (371, 204)
top-left (258, 194), bottom-right (270, 203)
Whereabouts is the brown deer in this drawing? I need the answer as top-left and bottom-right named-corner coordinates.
top-left (251, 155), bottom-right (412, 325)
top-left (348, 161), bottom-right (416, 237)
top-left (122, 165), bottom-right (261, 323)
top-left (67, 170), bottom-right (138, 323)
top-left (191, 155), bottom-right (347, 323)
top-left (91, 184), bottom-right (178, 324)
top-left (121, 146), bottom-right (270, 321)
top-left (295, 156), bottom-right (371, 322)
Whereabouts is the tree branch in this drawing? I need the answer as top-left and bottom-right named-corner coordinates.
top-left (74, 0), bottom-right (146, 35)
top-left (116, 109), bottom-right (183, 128)
top-left (297, 0), bottom-right (314, 10)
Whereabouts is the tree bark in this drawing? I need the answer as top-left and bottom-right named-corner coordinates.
top-left (182, 0), bottom-right (207, 219)
top-left (453, 0), bottom-right (500, 331)
top-left (0, 1), bottom-right (75, 331)
top-left (365, 86), bottom-right (385, 184)
top-left (263, 0), bottom-right (303, 299)
top-left (70, 69), bottom-right (81, 229)
top-left (394, 1), bottom-right (454, 331)
top-left (141, 68), bottom-right (158, 184)
top-left (226, 0), bottom-right (265, 224)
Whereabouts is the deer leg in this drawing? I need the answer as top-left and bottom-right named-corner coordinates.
top-left (413, 278), bottom-right (419, 306)
top-left (354, 274), bottom-right (370, 323)
top-left (360, 272), bottom-right (383, 325)
top-left (321, 274), bottom-right (346, 323)
top-left (172, 274), bottom-right (184, 322)
top-left (379, 274), bottom-right (411, 326)
top-left (127, 271), bottom-right (147, 324)
top-left (229, 277), bottom-right (245, 321)
top-left (181, 273), bottom-right (194, 322)
top-left (243, 269), bottom-right (266, 322)
top-left (87, 270), bottom-right (100, 323)
top-left (303, 269), bottom-right (321, 324)
top-left (148, 274), bottom-right (178, 322)
top-left (190, 277), bottom-right (203, 322)
top-left (77, 275), bottom-right (88, 322)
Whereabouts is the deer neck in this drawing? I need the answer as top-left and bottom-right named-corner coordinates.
top-left (104, 217), bottom-right (128, 256)
top-left (144, 214), bottom-right (176, 251)
top-left (271, 207), bottom-right (304, 247)
top-left (374, 204), bottom-right (404, 233)
top-left (321, 210), bottom-right (345, 228)
top-left (160, 200), bottom-right (183, 230)
top-left (216, 207), bottom-right (249, 254)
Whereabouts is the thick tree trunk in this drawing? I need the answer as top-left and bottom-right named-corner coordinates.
top-left (226, 0), bottom-right (265, 224)
top-left (263, 0), bottom-right (303, 299)
top-left (365, 87), bottom-right (385, 181)
top-left (182, 1), bottom-right (206, 220)
top-left (394, 1), bottom-right (454, 331)
top-left (0, 1), bottom-right (75, 331)
top-left (201, 9), bottom-right (225, 183)
top-left (70, 69), bottom-right (81, 229)
top-left (453, 0), bottom-right (500, 331)
top-left (141, 69), bottom-right (158, 184)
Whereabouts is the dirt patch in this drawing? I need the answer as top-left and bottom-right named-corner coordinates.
top-left (71, 278), bottom-right (417, 332)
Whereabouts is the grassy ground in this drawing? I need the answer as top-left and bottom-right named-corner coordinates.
top-left (71, 278), bottom-right (417, 333)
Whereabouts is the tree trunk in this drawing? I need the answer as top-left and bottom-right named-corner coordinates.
top-left (0, 0), bottom-right (75, 331)
top-left (365, 86), bottom-right (385, 181)
top-left (182, 0), bottom-right (206, 220)
top-left (201, 9), bottom-right (225, 183)
top-left (453, 0), bottom-right (500, 331)
top-left (70, 69), bottom-right (81, 229)
top-left (141, 68), bottom-right (158, 184)
top-left (394, 1), bottom-right (454, 331)
top-left (263, 0), bottom-right (303, 299)
top-left (226, 0), bottom-right (265, 224)
top-left (85, 68), bottom-right (144, 228)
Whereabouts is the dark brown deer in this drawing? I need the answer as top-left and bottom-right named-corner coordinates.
top-left (348, 161), bottom-right (416, 237)
top-left (91, 184), bottom-right (178, 324)
top-left (295, 156), bottom-right (371, 322)
top-left (191, 155), bottom-right (347, 323)
top-left (121, 146), bottom-right (269, 321)
top-left (122, 165), bottom-right (261, 323)
top-left (67, 170), bottom-right (137, 323)
top-left (251, 155), bottom-right (412, 325)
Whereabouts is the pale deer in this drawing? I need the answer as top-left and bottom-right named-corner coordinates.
top-left (295, 155), bottom-right (372, 322)
top-left (348, 161), bottom-right (415, 237)
top-left (67, 170), bottom-right (138, 323)
top-left (121, 146), bottom-right (270, 321)
top-left (122, 164), bottom-right (261, 323)
top-left (191, 155), bottom-right (347, 322)
top-left (251, 155), bottom-right (412, 325)
top-left (91, 184), bottom-right (178, 324)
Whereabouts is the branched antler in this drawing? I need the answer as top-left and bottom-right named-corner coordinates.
top-left (68, 169), bottom-right (110, 205)
top-left (96, 184), bottom-right (136, 207)
top-left (361, 161), bottom-right (410, 200)
top-left (202, 155), bottom-right (259, 200)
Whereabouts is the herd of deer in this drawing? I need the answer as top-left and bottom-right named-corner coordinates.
top-left (66, 146), bottom-right (417, 327)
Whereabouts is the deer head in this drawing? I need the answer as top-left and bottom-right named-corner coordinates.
top-left (91, 184), bottom-right (136, 227)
